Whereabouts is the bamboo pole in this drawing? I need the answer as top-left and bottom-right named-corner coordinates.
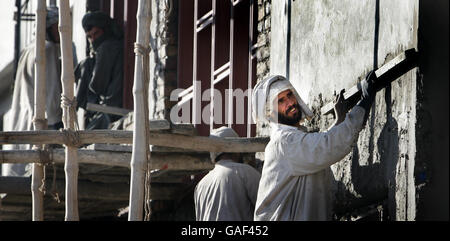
top-left (57, 0), bottom-right (79, 221)
top-left (0, 130), bottom-right (270, 153)
top-left (31, 0), bottom-right (47, 221)
top-left (129, 0), bottom-right (152, 221)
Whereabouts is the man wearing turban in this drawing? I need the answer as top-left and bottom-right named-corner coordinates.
top-left (75, 11), bottom-right (124, 130)
top-left (2, 7), bottom-right (77, 176)
top-left (251, 73), bottom-right (376, 220)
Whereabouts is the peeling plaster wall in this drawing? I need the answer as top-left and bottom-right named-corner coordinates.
top-left (255, 0), bottom-right (272, 141)
top-left (268, 0), bottom-right (418, 220)
top-left (149, 0), bottom-right (178, 120)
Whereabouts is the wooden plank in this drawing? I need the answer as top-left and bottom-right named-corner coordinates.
top-left (0, 194), bottom-right (128, 221)
top-left (0, 130), bottom-right (269, 152)
top-left (0, 176), bottom-right (130, 201)
top-left (321, 48), bottom-right (419, 115)
top-left (170, 122), bottom-right (197, 136)
top-left (86, 103), bottom-right (131, 116)
top-left (0, 149), bottom-right (213, 170)
top-left (150, 145), bottom-right (206, 153)
top-left (151, 119), bottom-right (171, 130)
top-left (88, 143), bottom-right (132, 152)
top-left (90, 143), bottom-right (206, 153)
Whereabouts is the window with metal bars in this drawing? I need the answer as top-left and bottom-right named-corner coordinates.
top-left (176, 0), bottom-right (257, 137)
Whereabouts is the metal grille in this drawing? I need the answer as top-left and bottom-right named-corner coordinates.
top-left (177, 0), bottom-right (257, 137)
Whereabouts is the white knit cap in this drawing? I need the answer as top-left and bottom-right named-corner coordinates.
top-left (252, 75), bottom-right (313, 123)
top-left (209, 126), bottom-right (239, 163)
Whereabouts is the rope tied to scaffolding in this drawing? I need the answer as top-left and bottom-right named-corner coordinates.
top-left (34, 145), bottom-right (61, 203)
top-left (134, 42), bottom-right (152, 220)
top-left (59, 128), bottom-right (82, 147)
top-left (60, 95), bottom-right (81, 147)
top-left (134, 43), bottom-right (151, 85)
top-left (60, 95), bottom-right (79, 130)
top-left (31, 114), bottom-right (61, 202)
top-left (31, 144), bottom-right (50, 194)
top-left (134, 42), bottom-right (151, 55)
top-left (32, 118), bottom-right (48, 130)
top-left (30, 144), bottom-right (57, 200)
top-left (50, 160), bottom-right (61, 203)
top-left (144, 153), bottom-right (152, 221)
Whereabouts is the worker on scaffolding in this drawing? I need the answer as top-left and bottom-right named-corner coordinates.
top-left (194, 126), bottom-right (261, 221)
top-left (251, 72), bottom-right (376, 220)
top-left (75, 11), bottom-right (124, 130)
top-left (1, 7), bottom-right (76, 177)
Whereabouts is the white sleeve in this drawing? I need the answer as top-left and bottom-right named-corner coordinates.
top-left (242, 166), bottom-right (261, 205)
top-left (193, 184), bottom-right (202, 221)
top-left (281, 106), bottom-right (366, 176)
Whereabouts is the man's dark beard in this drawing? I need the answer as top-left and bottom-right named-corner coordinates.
top-left (277, 104), bottom-right (302, 126)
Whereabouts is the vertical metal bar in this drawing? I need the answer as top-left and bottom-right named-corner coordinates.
top-left (192, 0), bottom-right (199, 126)
top-left (247, 0), bottom-right (254, 137)
top-left (228, 0), bottom-right (234, 127)
top-left (286, 0), bottom-right (291, 79)
top-left (110, 0), bottom-right (115, 17)
top-left (210, 0), bottom-right (216, 132)
top-left (28, 0), bottom-right (33, 45)
top-left (14, 0), bottom-right (22, 78)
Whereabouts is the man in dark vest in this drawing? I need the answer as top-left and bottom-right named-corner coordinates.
top-left (75, 11), bottom-right (124, 130)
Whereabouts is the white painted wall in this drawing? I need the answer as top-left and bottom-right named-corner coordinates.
top-left (0, 1), bottom-right (16, 70)
top-left (269, 0), bottom-right (418, 220)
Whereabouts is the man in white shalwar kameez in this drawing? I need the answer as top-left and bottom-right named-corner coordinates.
top-left (194, 127), bottom-right (261, 221)
top-left (252, 73), bottom-right (376, 221)
top-left (2, 7), bottom-right (76, 177)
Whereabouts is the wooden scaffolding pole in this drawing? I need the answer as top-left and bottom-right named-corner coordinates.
top-left (31, 0), bottom-right (47, 221)
top-left (129, 0), bottom-right (152, 221)
top-left (58, 0), bottom-right (79, 221)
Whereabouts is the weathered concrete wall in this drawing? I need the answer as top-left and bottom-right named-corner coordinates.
top-left (256, 0), bottom-right (272, 83)
top-left (268, 0), bottom-right (418, 220)
top-left (255, 0), bottom-right (272, 142)
top-left (149, 0), bottom-right (178, 120)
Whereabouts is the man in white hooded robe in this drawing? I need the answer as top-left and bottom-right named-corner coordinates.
top-left (252, 73), bottom-right (376, 221)
top-left (2, 7), bottom-right (77, 177)
top-left (194, 127), bottom-right (261, 221)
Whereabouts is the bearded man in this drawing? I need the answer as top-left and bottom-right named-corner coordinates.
top-left (75, 11), bottom-right (124, 130)
top-left (252, 73), bottom-right (376, 221)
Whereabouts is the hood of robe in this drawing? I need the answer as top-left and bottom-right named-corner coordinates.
top-left (251, 75), bottom-right (313, 124)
